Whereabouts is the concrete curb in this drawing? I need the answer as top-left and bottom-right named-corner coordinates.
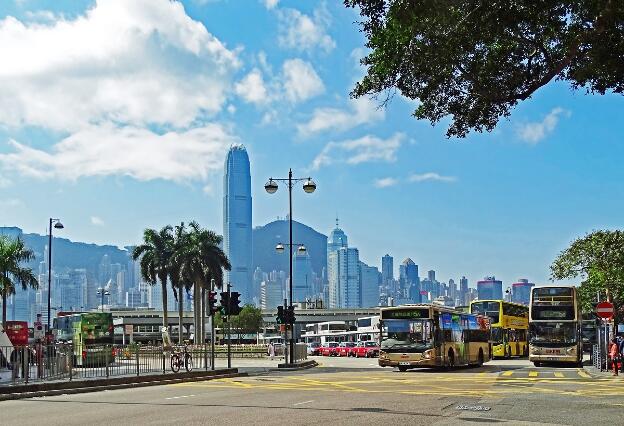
top-left (0, 369), bottom-right (244, 401)
top-left (276, 360), bottom-right (318, 371)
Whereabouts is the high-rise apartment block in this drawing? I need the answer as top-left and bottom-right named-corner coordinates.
top-left (477, 276), bottom-right (503, 300)
top-left (511, 279), bottom-right (535, 305)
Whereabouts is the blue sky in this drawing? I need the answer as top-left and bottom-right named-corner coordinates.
top-left (0, 0), bottom-right (623, 288)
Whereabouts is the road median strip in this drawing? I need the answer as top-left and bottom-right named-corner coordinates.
top-left (0, 369), bottom-right (244, 401)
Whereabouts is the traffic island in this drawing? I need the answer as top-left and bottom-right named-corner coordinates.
top-left (0, 368), bottom-right (243, 401)
top-left (277, 360), bottom-right (317, 370)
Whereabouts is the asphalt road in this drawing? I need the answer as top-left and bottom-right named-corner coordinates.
top-left (2, 356), bottom-right (623, 425)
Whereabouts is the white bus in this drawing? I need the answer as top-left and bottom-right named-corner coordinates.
top-left (529, 286), bottom-right (583, 366)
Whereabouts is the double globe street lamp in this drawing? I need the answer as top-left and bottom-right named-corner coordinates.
top-left (96, 287), bottom-right (111, 312)
top-left (47, 218), bottom-right (64, 331)
top-left (265, 169), bottom-right (316, 365)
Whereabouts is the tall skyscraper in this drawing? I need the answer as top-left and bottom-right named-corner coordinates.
top-left (328, 247), bottom-right (360, 308)
top-left (428, 270), bottom-right (436, 282)
top-left (460, 276), bottom-right (469, 305)
top-left (477, 276), bottom-right (503, 300)
top-left (512, 279), bottom-right (535, 305)
top-left (359, 261), bottom-right (380, 308)
top-left (327, 218), bottom-right (347, 257)
top-left (381, 254), bottom-right (393, 284)
top-left (223, 144), bottom-right (253, 303)
top-left (292, 250), bottom-right (313, 302)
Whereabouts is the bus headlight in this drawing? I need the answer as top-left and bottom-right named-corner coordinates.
top-left (530, 347), bottom-right (539, 355)
top-left (423, 350), bottom-right (433, 359)
top-left (379, 351), bottom-right (387, 360)
top-left (566, 347), bottom-right (576, 355)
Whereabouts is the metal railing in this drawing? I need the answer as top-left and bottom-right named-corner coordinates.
top-left (0, 343), bottom-right (275, 385)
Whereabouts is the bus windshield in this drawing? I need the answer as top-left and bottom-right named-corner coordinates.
top-left (381, 319), bottom-right (433, 352)
top-left (471, 301), bottom-right (501, 324)
top-left (530, 322), bottom-right (577, 346)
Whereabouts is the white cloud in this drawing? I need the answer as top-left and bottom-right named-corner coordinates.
top-left (282, 59), bottom-right (324, 103)
top-left (0, 0), bottom-right (240, 132)
top-left (278, 5), bottom-right (335, 53)
top-left (374, 177), bottom-right (399, 188)
top-left (235, 68), bottom-right (269, 105)
top-left (297, 97), bottom-right (384, 136)
top-left (90, 216), bottom-right (104, 226)
top-left (311, 133), bottom-right (404, 170)
top-left (408, 172), bottom-right (456, 183)
top-left (0, 123), bottom-right (237, 182)
top-left (517, 107), bottom-right (569, 144)
top-left (262, 0), bottom-right (279, 10)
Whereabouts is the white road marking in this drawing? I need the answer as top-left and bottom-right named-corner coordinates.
top-left (293, 400), bottom-right (314, 406)
top-left (166, 394), bottom-right (196, 400)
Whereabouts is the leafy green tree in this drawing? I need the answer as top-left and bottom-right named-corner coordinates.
top-left (133, 226), bottom-right (174, 330)
top-left (550, 230), bottom-right (624, 321)
top-left (345, 0), bottom-right (624, 137)
top-left (231, 304), bottom-right (264, 342)
top-left (0, 236), bottom-right (38, 328)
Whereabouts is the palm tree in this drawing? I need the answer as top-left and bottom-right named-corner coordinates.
top-left (0, 236), bottom-right (38, 329)
top-left (170, 223), bottom-right (192, 344)
top-left (132, 226), bottom-right (174, 331)
top-left (178, 221), bottom-right (231, 344)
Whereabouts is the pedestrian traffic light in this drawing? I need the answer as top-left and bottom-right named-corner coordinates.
top-left (229, 291), bottom-right (242, 316)
top-left (220, 291), bottom-right (230, 315)
top-left (208, 291), bottom-right (218, 315)
top-left (285, 305), bottom-right (295, 324)
top-left (276, 305), bottom-right (284, 324)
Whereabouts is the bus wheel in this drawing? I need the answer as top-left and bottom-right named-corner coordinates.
top-left (478, 349), bottom-right (484, 367)
top-left (398, 366), bottom-right (408, 372)
top-left (447, 349), bottom-right (455, 370)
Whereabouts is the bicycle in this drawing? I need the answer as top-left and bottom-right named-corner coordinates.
top-left (170, 343), bottom-right (193, 373)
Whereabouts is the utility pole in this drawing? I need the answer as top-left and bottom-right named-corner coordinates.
top-left (227, 283), bottom-right (232, 369)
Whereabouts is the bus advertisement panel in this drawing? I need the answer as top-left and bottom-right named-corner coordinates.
top-left (529, 286), bottom-right (582, 366)
top-left (378, 304), bottom-right (490, 371)
top-left (470, 300), bottom-right (529, 358)
top-left (66, 313), bottom-right (114, 366)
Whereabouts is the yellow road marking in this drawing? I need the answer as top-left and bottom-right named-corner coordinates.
top-left (578, 370), bottom-right (591, 378)
top-left (529, 371), bottom-right (538, 377)
top-left (502, 370), bottom-right (514, 377)
top-left (554, 372), bottom-right (564, 378)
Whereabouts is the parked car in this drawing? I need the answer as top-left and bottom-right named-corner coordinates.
top-left (320, 342), bottom-right (339, 356)
top-left (337, 341), bottom-right (356, 357)
top-left (307, 342), bottom-right (321, 356)
top-left (353, 341), bottom-right (379, 358)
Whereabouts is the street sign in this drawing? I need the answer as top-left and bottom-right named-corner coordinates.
top-left (124, 324), bottom-right (133, 335)
top-left (596, 301), bottom-right (614, 319)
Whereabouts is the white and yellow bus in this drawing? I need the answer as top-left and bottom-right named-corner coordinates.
top-left (529, 286), bottom-right (583, 366)
top-left (470, 300), bottom-right (529, 358)
top-left (378, 304), bottom-right (491, 371)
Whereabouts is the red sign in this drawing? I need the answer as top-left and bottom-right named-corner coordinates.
top-left (596, 301), bottom-right (614, 319)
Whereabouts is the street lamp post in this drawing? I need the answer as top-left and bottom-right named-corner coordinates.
top-left (265, 169), bottom-right (316, 364)
top-left (96, 287), bottom-right (110, 312)
top-left (47, 218), bottom-right (64, 331)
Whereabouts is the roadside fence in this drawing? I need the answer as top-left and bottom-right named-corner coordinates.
top-left (0, 343), bottom-right (285, 385)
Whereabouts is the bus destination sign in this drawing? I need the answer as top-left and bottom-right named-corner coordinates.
top-left (382, 308), bottom-right (430, 320)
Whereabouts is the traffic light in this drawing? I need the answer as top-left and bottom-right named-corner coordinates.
top-left (285, 305), bottom-right (296, 324)
top-left (220, 291), bottom-right (230, 315)
top-left (208, 291), bottom-right (218, 315)
top-left (276, 306), bottom-right (284, 324)
top-left (229, 292), bottom-right (242, 316)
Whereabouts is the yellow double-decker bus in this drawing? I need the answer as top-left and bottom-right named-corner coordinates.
top-left (378, 304), bottom-right (491, 371)
top-left (470, 300), bottom-right (528, 358)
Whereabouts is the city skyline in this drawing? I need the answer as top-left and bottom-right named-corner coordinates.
top-left (0, 1), bottom-right (619, 289)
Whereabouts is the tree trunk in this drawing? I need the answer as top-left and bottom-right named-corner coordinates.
top-left (160, 274), bottom-right (168, 332)
top-left (178, 284), bottom-right (184, 344)
top-left (193, 282), bottom-right (200, 343)
top-left (1, 289), bottom-right (6, 330)
top-left (201, 286), bottom-right (206, 344)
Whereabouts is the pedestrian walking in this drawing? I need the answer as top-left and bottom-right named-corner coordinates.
top-left (268, 342), bottom-right (275, 360)
top-left (609, 337), bottom-right (619, 376)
